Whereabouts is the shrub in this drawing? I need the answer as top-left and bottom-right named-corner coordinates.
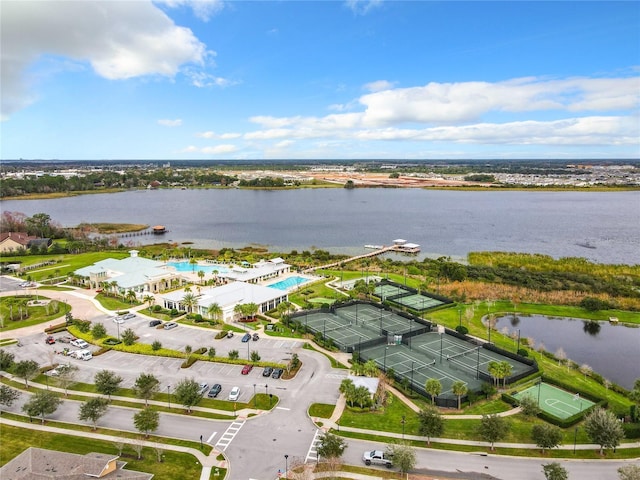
top-left (153, 305), bottom-right (162, 312)
top-left (74, 319), bottom-right (91, 334)
top-left (580, 297), bottom-right (611, 312)
top-left (215, 331), bottom-right (227, 339)
top-left (194, 314), bottom-right (203, 322)
top-left (194, 347), bottom-right (207, 355)
top-left (228, 350), bottom-right (239, 360)
top-left (151, 340), bottom-right (162, 351)
top-left (518, 348), bottom-right (529, 357)
top-left (455, 325), bottom-right (469, 335)
top-left (208, 347), bottom-right (216, 358)
top-left (103, 338), bottom-right (122, 346)
top-left (170, 309), bottom-right (179, 316)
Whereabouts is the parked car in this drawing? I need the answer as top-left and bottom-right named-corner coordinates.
top-left (228, 386), bottom-right (240, 401)
top-left (362, 450), bottom-right (393, 468)
top-left (122, 313), bottom-right (136, 320)
top-left (113, 316), bottom-right (125, 324)
top-left (262, 367), bottom-right (273, 377)
top-left (252, 333), bottom-right (259, 341)
top-left (164, 322), bottom-right (178, 330)
top-left (198, 383), bottom-right (209, 395)
top-left (272, 368), bottom-right (283, 379)
top-left (70, 339), bottom-right (89, 349)
top-left (45, 336), bottom-right (55, 345)
top-left (58, 336), bottom-right (76, 343)
top-left (149, 320), bottom-right (162, 327)
top-left (226, 331), bottom-right (234, 338)
top-left (241, 333), bottom-right (251, 343)
top-left (241, 365), bottom-right (253, 375)
top-left (207, 384), bottom-right (222, 398)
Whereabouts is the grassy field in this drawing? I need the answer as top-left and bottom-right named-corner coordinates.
top-left (4, 251), bottom-right (129, 282)
top-left (0, 295), bottom-right (72, 332)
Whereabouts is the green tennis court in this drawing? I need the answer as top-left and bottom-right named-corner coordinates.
top-left (513, 382), bottom-right (595, 420)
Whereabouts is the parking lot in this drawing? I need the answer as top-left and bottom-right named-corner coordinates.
top-left (5, 312), bottom-right (306, 405)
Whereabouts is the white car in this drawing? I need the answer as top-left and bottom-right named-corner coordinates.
top-left (70, 339), bottom-right (89, 348)
top-left (113, 316), bottom-right (125, 324)
top-left (228, 386), bottom-right (240, 401)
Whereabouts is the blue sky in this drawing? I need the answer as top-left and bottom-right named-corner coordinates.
top-left (1, 0), bottom-right (639, 160)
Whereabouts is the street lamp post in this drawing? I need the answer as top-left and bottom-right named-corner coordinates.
top-left (516, 329), bottom-right (521, 353)
top-left (247, 340), bottom-right (250, 360)
top-left (401, 415), bottom-right (406, 439)
top-left (284, 454), bottom-right (289, 479)
top-left (573, 427), bottom-right (578, 453)
top-left (439, 328), bottom-right (444, 363)
top-left (167, 385), bottom-right (171, 409)
top-left (410, 361), bottom-right (415, 394)
top-left (117, 321), bottom-right (120, 341)
top-left (537, 378), bottom-right (542, 407)
top-left (458, 307), bottom-right (462, 327)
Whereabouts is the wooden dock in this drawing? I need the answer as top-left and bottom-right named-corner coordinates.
top-left (303, 245), bottom-right (401, 273)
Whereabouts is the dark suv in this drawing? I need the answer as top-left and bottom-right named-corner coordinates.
top-left (262, 366), bottom-right (273, 377)
top-left (272, 368), bottom-right (283, 379)
top-left (241, 333), bottom-right (251, 342)
top-left (149, 320), bottom-right (162, 327)
top-left (207, 384), bottom-right (222, 398)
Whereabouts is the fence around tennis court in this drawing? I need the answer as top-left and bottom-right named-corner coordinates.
top-left (289, 300), bottom-right (537, 408)
top-left (375, 279), bottom-right (454, 312)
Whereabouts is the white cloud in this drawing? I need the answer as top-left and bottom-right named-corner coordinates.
top-left (358, 76), bottom-right (640, 126)
top-left (196, 131), bottom-right (241, 139)
top-left (344, 0), bottom-right (384, 15)
top-left (158, 119), bottom-right (183, 127)
top-left (363, 80), bottom-right (395, 92)
top-left (156, 0), bottom-right (225, 22)
top-left (186, 70), bottom-right (236, 88)
top-left (1, 0), bottom-right (207, 119)
top-left (201, 144), bottom-right (238, 154)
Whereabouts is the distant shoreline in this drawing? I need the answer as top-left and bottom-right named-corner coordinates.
top-left (3, 184), bottom-right (638, 201)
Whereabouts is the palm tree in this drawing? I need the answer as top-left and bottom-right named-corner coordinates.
top-left (181, 292), bottom-right (197, 314)
top-left (207, 303), bottom-right (222, 322)
top-left (234, 304), bottom-right (244, 322)
top-left (197, 270), bottom-right (205, 285)
top-left (189, 258), bottom-right (197, 273)
top-left (143, 295), bottom-right (155, 311)
top-left (109, 281), bottom-right (119, 298)
top-left (452, 381), bottom-right (468, 409)
top-left (245, 303), bottom-right (259, 321)
top-left (126, 290), bottom-right (137, 304)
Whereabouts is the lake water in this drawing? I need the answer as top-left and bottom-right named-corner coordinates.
top-left (2, 189), bottom-right (639, 264)
top-left (495, 314), bottom-right (640, 389)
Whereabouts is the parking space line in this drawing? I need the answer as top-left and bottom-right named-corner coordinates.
top-left (305, 428), bottom-right (323, 463)
top-left (206, 431), bottom-right (217, 443)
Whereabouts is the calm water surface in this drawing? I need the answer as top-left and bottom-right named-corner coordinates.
top-left (2, 189), bottom-right (638, 263)
top-left (495, 315), bottom-right (640, 389)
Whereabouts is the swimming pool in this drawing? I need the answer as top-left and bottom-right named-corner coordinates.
top-left (166, 261), bottom-right (229, 274)
top-left (267, 276), bottom-right (310, 291)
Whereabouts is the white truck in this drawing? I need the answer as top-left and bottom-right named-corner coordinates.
top-left (362, 450), bottom-right (393, 468)
top-left (71, 349), bottom-right (92, 361)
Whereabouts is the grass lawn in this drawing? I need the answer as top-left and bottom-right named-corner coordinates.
top-left (0, 295), bottom-right (72, 332)
top-left (289, 279), bottom-right (348, 307)
top-left (95, 293), bottom-right (141, 311)
top-left (5, 251), bottom-right (129, 282)
top-left (0, 423), bottom-right (220, 478)
top-left (309, 403), bottom-right (336, 418)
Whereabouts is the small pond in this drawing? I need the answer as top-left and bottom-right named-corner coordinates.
top-left (494, 314), bottom-right (640, 390)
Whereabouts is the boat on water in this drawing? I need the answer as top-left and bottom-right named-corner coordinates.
top-left (576, 240), bottom-right (596, 249)
top-left (364, 244), bottom-right (384, 250)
